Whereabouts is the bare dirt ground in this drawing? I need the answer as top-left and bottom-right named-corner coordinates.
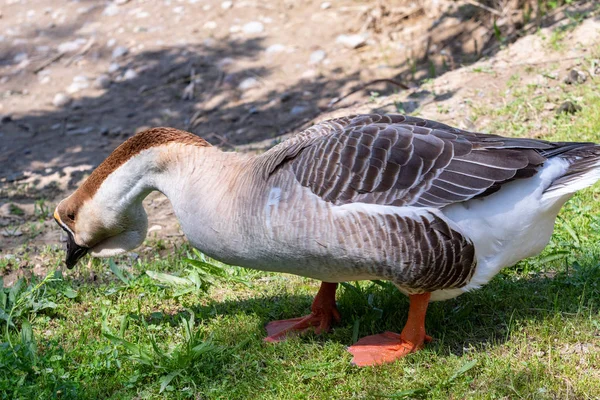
top-left (1, 0), bottom-right (599, 282)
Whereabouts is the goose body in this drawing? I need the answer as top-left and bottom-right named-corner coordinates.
top-left (54, 114), bottom-right (600, 366)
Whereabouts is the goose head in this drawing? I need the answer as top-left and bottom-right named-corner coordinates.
top-left (54, 127), bottom-right (210, 268)
top-left (53, 169), bottom-right (150, 268)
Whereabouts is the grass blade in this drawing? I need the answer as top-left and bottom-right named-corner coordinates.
top-left (375, 387), bottom-right (429, 398)
top-left (103, 332), bottom-right (153, 365)
top-left (351, 319), bottom-right (360, 344)
top-left (446, 359), bottom-right (478, 383)
top-left (146, 270), bottom-right (193, 287)
top-left (538, 251), bottom-right (570, 264)
top-left (109, 260), bottom-right (132, 286)
top-left (558, 218), bottom-right (580, 247)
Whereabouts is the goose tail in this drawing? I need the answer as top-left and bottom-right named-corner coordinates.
top-left (542, 144), bottom-right (600, 200)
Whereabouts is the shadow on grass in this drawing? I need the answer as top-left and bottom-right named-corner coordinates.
top-left (139, 260), bottom-right (599, 357)
top-left (2, 0), bottom-right (596, 189)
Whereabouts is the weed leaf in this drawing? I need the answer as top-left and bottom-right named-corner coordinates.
top-left (159, 370), bottom-right (182, 393)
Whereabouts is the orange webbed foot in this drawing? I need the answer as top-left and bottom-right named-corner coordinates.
top-left (348, 292), bottom-right (432, 367)
top-left (347, 331), bottom-right (429, 366)
top-left (264, 308), bottom-right (341, 342)
top-left (264, 282), bottom-right (340, 343)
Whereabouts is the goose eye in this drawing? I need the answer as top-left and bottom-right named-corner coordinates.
top-left (67, 212), bottom-right (75, 221)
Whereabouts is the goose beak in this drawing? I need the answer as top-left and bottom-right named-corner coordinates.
top-left (65, 232), bottom-right (88, 269)
top-left (54, 210), bottom-right (88, 269)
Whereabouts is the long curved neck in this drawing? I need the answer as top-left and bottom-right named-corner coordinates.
top-left (149, 144), bottom-right (257, 263)
top-left (91, 142), bottom-right (256, 262)
top-left (153, 145), bottom-right (247, 210)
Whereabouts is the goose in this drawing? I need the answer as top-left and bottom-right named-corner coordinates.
top-left (54, 113), bottom-right (600, 366)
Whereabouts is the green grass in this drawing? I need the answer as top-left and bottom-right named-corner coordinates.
top-left (2, 60), bottom-right (600, 399)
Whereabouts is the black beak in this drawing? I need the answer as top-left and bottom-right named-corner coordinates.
top-left (54, 214), bottom-right (88, 269)
top-left (65, 232), bottom-right (88, 269)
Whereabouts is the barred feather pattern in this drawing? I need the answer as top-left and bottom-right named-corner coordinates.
top-left (262, 114), bottom-right (553, 208)
top-left (331, 208), bottom-right (476, 292)
top-left (254, 113), bottom-right (598, 293)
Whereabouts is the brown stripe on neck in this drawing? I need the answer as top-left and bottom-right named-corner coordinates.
top-left (58, 127), bottom-right (210, 229)
top-left (81, 127), bottom-right (210, 197)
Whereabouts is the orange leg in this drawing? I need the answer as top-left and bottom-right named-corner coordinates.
top-left (348, 292), bottom-right (432, 366)
top-left (264, 282), bottom-right (340, 342)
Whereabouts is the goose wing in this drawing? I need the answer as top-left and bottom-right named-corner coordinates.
top-left (260, 114), bottom-right (554, 208)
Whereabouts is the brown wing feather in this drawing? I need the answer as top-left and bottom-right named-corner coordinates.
top-left (259, 114), bottom-right (556, 208)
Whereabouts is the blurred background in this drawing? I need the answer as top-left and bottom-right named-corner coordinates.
top-left (1, 0), bottom-right (598, 272)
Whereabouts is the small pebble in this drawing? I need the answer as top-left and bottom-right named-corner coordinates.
top-left (266, 44), bottom-right (286, 54)
top-left (203, 21), bottom-right (217, 30)
top-left (13, 52), bottom-right (28, 62)
top-left (221, 1), bottom-right (233, 9)
top-left (111, 46), bottom-right (128, 59)
top-left (564, 68), bottom-right (587, 84)
top-left (103, 4), bottom-right (119, 16)
top-left (93, 74), bottom-right (111, 89)
top-left (309, 50), bottom-right (326, 64)
top-left (57, 40), bottom-right (82, 53)
top-left (290, 105), bottom-right (308, 115)
top-left (242, 21), bottom-right (264, 34)
top-left (321, 2), bottom-right (331, 9)
top-left (336, 33), bottom-right (368, 49)
top-left (238, 77), bottom-right (259, 90)
top-left (301, 69), bottom-right (317, 79)
top-left (122, 69), bottom-right (138, 80)
top-left (52, 93), bottom-right (72, 107)
top-left (108, 62), bottom-right (121, 73)
top-left (66, 75), bottom-right (89, 93)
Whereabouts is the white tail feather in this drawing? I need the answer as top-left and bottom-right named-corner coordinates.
top-left (542, 159), bottom-right (600, 201)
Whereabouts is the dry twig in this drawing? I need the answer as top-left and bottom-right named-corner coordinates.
top-left (33, 52), bottom-right (65, 74)
top-left (64, 38), bottom-right (96, 66)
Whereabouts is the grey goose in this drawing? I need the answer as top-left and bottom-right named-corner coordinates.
top-left (54, 114), bottom-right (600, 366)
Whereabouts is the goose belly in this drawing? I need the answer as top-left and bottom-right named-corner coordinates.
top-left (431, 158), bottom-right (572, 301)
